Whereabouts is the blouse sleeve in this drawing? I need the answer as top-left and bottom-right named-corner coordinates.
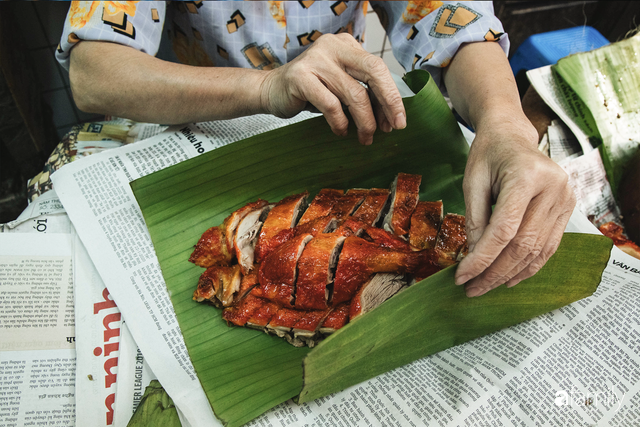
top-left (56, 1), bottom-right (166, 70)
top-left (371, 1), bottom-right (509, 95)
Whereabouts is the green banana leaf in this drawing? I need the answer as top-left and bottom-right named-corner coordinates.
top-left (127, 380), bottom-right (181, 427)
top-left (131, 70), bottom-right (612, 427)
top-left (552, 33), bottom-right (640, 195)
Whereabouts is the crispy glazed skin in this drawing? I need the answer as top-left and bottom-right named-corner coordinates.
top-left (222, 294), bottom-right (264, 326)
top-left (363, 226), bottom-right (413, 252)
top-left (246, 299), bottom-right (280, 327)
top-left (409, 201), bottom-right (443, 250)
top-left (330, 189), bottom-right (369, 218)
top-left (435, 214), bottom-right (467, 267)
top-left (188, 225), bottom-right (233, 268)
top-left (390, 173), bottom-right (422, 236)
top-left (257, 233), bottom-right (312, 307)
top-left (320, 303), bottom-right (350, 331)
top-left (193, 265), bottom-right (242, 306)
top-left (258, 215), bottom-right (335, 261)
top-left (268, 307), bottom-right (303, 329)
top-left (332, 236), bottom-right (428, 305)
top-left (295, 234), bottom-right (346, 310)
top-left (299, 189), bottom-right (344, 225)
top-left (352, 188), bottom-right (390, 226)
top-left (255, 192), bottom-right (308, 263)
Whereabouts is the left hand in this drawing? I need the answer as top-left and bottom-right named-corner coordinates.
top-left (454, 117), bottom-right (576, 297)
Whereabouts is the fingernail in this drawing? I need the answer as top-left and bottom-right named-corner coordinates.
top-left (455, 275), bottom-right (470, 286)
top-left (466, 287), bottom-right (489, 297)
top-left (382, 121), bottom-right (392, 133)
top-left (394, 113), bottom-right (406, 129)
top-left (506, 279), bottom-right (520, 288)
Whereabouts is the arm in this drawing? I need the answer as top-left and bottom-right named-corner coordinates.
top-left (69, 34), bottom-right (406, 145)
top-left (443, 41), bottom-right (576, 296)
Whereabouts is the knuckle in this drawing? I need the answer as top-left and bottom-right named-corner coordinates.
top-left (506, 234), bottom-right (539, 260)
top-left (491, 220), bottom-right (520, 247)
top-left (362, 54), bottom-right (387, 74)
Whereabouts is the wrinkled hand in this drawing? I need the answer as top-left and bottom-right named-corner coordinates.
top-left (454, 118), bottom-right (576, 297)
top-left (259, 33), bottom-right (406, 145)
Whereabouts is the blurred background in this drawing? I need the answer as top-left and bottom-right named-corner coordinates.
top-left (1, 1), bottom-right (639, 222)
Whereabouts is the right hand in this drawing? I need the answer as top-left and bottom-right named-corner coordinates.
top-left (259, 33), bottom-right (406, 145)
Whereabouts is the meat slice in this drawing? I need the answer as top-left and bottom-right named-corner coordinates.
top-left (333, 217), bottom-right (366, 237)
top-left (362, 226), bottom-right (413, 252)
top-left (352, 188), bottom-right (390, 226)
top-left (257, 215), bottom-right (337, 262)
top-left (193, 265), bottom-right (242, 307)
top-left (383, 173), bottom-right (422, 237)
top-left (257, 233), bottom-right (313, 307)
top-left (246, 299), bottom-right (280, 329)
top-left (188, 225), bottom-right (233, 268)
top-left (330, 189), bottom-right (369, 218)
top-left (266, 307), bottom-right (301, 337)
top-left (222, 294), bottom-right (266, 327)
top-left (435, 213), bottom-right (467, 267)
top-left (189, 200), bottom-right (269, 267)
top-left (234, 204), bottom-right (273, 274)
top-left (299, 189), bottom-right (344, 225)
top-left (255, 192), bottom-right (308, 263)
top-left (409, 201), bottom-right (443, 250)
top-left (224, 200), bottom-right (270, 253)
top-left (332, 236), bottom-right (431, 305)
top-left (349, 273), bottom-right (408, 320)
top-left (295, 234), bottom-right (347, 310)
top-left (319, 303), bottom-right (350, 334)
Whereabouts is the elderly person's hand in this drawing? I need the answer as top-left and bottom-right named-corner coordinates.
top-left (444, 42), bottom-right (575, 297)
top-left (454, 118), bottom-right (575, 296)
top-left (70, 34), bottom-right (404, 146)
top-left (260, 33), bottom-right (406, 146)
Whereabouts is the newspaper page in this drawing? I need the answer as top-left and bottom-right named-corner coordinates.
top-left (548, 119), bottom-right (583, 163)
top-left (51, 113), bottom-right (316, 427)
top-left (560, 148), bottom-right (622, 227)
top-left (1, 190), bottom-right (70, 234)
top-left (527, 65), bottom-right (593, 154)
top-left (73, 233), bottom-right (156, 427)
top-left (239, 213), bottom-right (639, 427)
top-left (0, 233), bottom-right (75, 427)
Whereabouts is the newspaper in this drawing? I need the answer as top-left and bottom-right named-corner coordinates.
top-left (73, 233), bottom-right (156, 427)
top-left (244, 239), bottom-right (640, 426)
top-left (51, 113), bottom-right (317, 427)
top-left (0, 233), bottom-right (75, 427)
top-left (1, 204), bottom-right (155, 427)
top-left (527, 65), bottom-right (593, 154)
top-left (48, 106), bottom-right (640, 425)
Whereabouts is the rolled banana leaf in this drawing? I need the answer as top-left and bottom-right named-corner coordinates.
top-left (552, 33), bottom-right (640, 195)
top-left (127, 380), bottom-right (180, 427)
top-left (131, 70), bottom-right (612, 427)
